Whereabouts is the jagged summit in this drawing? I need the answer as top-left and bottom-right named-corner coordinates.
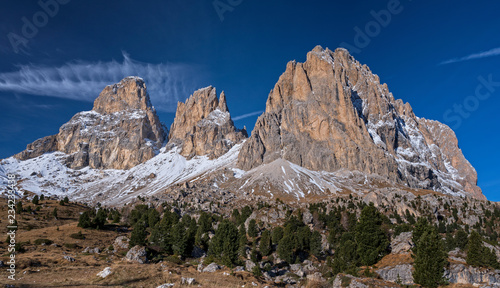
top-left (15, 76), bottom-right (166, 170)
top-left (93, 76), bottom-right (153, 114)
top-left (238, 46), bottom-right (483, 199)
top-left (168, 86), bottom-right (247, 159)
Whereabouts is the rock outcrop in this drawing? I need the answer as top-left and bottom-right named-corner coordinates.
top-left (15, 77), bottom-right (166, 170)
top-left (168, 86), bottom-right (247, 159)
top-left (237, 46), bottom-right (483, 199)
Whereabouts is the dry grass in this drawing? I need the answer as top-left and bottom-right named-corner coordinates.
top-left (0, 198), bottom-right (271, 287)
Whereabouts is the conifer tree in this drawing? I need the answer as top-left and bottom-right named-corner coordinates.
top-left (413, 229), bottom-right (447, 288)
top-left (78, 211), bottom-right (92, 228)
top-left (277, 234), bottom-right (295, 264)
top-left (32, 195), bottom-right (39, 205)
top-left (248, 219), bottom-right (258, 238)
top-left (130, 220), bottom-right (148, 247)
top-left (259, 229), bottom-right (272, 256)
top-left (272, 227), bottom-right (284, 245)
top-left (355, 203), bottom-right (389, 266)
top-left (310, 230), bottom-right (322, 257)
top-left (209, 220), bottom-right (239, 266)
top-left (15, 201), bottom-right (23, 214)
top-left (238, 224), bottom-right (248, 257)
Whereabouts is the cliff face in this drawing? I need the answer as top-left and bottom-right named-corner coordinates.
top-left (15, 76), bottom-right (167, 170)
top-left (238, 46), bottom-right (483, 199)
top-left (168, 86), bottom-right (247, 159)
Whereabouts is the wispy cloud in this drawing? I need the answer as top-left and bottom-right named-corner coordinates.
top-left (440, 47), bottom-right (500, 65)
top-left (0, 52), bottom-right (201, 112)
top-left (232, 110), bottom-right (264, 121)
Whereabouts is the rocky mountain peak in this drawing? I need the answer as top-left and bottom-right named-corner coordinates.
top-left (15, 76), bottom-right (166, 170)
top-left (168, 86), bottom-right (247, 159)
top-left (238, 46), bottom-right (484, 199)
top-left (93, 76), bottom-right (153, 114)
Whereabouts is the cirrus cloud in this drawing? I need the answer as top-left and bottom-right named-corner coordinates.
top-left (439, 47), bottom-right (500, 65)
top-left (0, 52), bottom-right (203, 112)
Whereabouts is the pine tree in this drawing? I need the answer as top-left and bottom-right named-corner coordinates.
top-left (467, 230), bottom-right (483, 267)
top-left (148, 208), bottom-right (160, 228)
top-left (130, 221), bottom-right (148, 247)
top-left (331, 232), bottom-right (358, 275)
top-left (93, 208), bottom-right (107, 229)
top-left (248, 219), bottom-right (258, 238)
top-left (15, 201), bottom-right (23, 214)
top-left (52, 207), bottom-right (58, 219)
top-left (32, 195), bottom-right (39, 205)
top-left (171, 222), bottom-right (187, 256)
top-left (78, 211), bottom-right (92, 228)
top-left (277, 234), bottom-right (295, 264)
top-left (209, 220), bottom-right (239, 266)
top-left (455, 229), bottom-right (468, 250)
top-left (310, 230), bottom-right (322, 257)
top-left (63, 196), bottom-right (69, 204)
top-left (272, 227), bottom-right (284, 245)
top-left (259, 229), bottom-right (272, 256)
top-left (355, 203), bottom-right (389, 266)
top-left (413, 229), bottom-right (447, 288)
top-left (238, 224), bottom-right (248, 257)
top-left (40, 194), bottom-right (45, 201)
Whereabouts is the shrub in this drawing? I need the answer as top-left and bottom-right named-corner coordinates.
top-left (70, 231), bottom-right (85, 240)
top-left (34, 238), bottom-right (53, 245)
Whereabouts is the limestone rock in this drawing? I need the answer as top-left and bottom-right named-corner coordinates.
top-left (376, 264), bottom-right (413, 285)
top-left (15, 77), bottom-right (166, 170)
top-left (97, 267), bottom-right (112, 278)
top-left (245, 260), bottom-right (256, 272)
top-left (445, 263), bottom-right (500, 285)
top-left (14, 135), bottom-right (58, 160)
top-left (168, 86), bottom-right (247, 159)
top-left (237, 46), bottom-right (484, 199)
top-left (126, 245), bottom-right (148, 264)
top-left (202, 262), bottom-right (221, 273)
top-left (113, 236), bottom-right (130, 250)
top-left (391, 232), bottom-right (413, 254)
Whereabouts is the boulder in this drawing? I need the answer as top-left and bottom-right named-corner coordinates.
top-left (97, 267), bottom-right (112, 278)
top-left (203, 263), bottom-right (221, 273)
top-left (126, 246), bottom-right (148, 264)
top-left (391, 232), bottom-right (413, 254)
top-left (113, 236), bottom-right (130, 250)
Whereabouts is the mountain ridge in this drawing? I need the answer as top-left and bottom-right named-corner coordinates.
top-left (2, 46), bottom-right (485, 202)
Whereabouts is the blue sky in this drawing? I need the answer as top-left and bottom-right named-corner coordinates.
top-left (0, 0), bottom-right (499, 200)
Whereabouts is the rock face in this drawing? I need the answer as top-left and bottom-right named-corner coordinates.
top-left (126, 245), bottom-right (148, 264)
top-left (168, 86), bottom-right (247, 159)
top-left (15, 77), bottom-right (166, 170)
top-left (376, 264), bottom-right (413, 285)
top-left (237, 46), bottom-right (483, 199)
top-left (445, 263), bottom-right (500, 285)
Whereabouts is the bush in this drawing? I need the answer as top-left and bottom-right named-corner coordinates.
top-left (165, 255), bottom-right (183, 265)
top-left (34, 238), bottom-right (53, 245)
top-left (64, 243), bottom-right (79, 249)
top-left (70, 231), bottom-right (85, 240)
top-left (252, 265), bottom-right (262, 277)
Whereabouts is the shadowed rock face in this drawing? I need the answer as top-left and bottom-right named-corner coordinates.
top-left (15, 76), bottom-right (167, 170)
top-left (168, 86), bottom-right (247, 159)
top-left (238, 46), bottom-right (483, 199)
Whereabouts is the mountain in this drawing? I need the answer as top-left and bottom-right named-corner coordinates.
top-left (14, 76), bottom-right (166, 170)
top-left (0, 46), bottom-right (485, 203)
top-left (168, 86), bottom-right (247, 159)
top-left (238, 46), bottom-right (483, 200)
